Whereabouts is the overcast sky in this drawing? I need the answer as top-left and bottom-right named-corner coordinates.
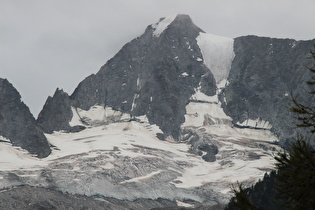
top-left (1, 0), bottom-right (315, 116)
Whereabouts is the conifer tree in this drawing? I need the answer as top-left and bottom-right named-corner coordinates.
top-left (275, 138), bottom-right (315, 209)
top-left (226, 183), bottom-right (260, 210)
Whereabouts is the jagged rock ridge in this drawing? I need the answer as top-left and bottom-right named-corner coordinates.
top-left (37, 88), bottom-right (85, 133)
top-left (0, 78), bottom-right (51, 158)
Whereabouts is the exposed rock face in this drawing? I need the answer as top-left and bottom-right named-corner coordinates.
top-left (0, 78), bottom-right (51, 158)
top-left (0, 185), bottom-right (179, 210)
top-left (37, 88), bottom-right (73, 133)
top-left (221, 36), bottom-right (315, 146)
top-left (40, 14), bottom-right (217, 139)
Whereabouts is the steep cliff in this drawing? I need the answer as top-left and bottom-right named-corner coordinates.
top-left (221, 36), bottom-right (315, 146)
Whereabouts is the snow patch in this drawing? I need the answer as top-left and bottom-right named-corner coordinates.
top-left (291, 42), bottom-right (297, 48)
top-left (152, 15), bottom-right (177, 37)
top-left (181, 72), bottom-right (189, 77)
top-left (131, 76), bottom-right (141, 111)
top-left (0, 135), bottom-right (10, 143)
top-left (196, 33), bottom-right (235, 83)
top-left (131, 94), bottom-right (139, 111)
top-left (0, 141), bottom-right (43, 170)
top-left (69, 105), bottom-right (130, 127)
top-left (189, 81), bottom-right (216, 103)
top-left (237, 118), bottom-right (272, 130)
top-left (183, 102), bottom-right (232, 127)
top-left (190, 89), bottom-right (217, 103)
top-left (186, 79), bottom-right (232, 127)
top-left (189, 80), bottom-right (228, 103)
top-left (176, 200), bottom-right (194, 208)
top-left (120, 170), bottom-right (162, 184)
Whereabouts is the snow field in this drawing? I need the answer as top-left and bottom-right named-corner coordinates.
top-left (70, 105), bottom-right (130, 127)
top-left (196, 33), bottom-right (235, 83)
top-left (0, 110), bottom-right (280, 206)
top-left (183, 102), bottom-right (231, 127)
top-left (0, 113), bottom-right (278, 189)
top-left (0, 142), bottom-right (44, 170)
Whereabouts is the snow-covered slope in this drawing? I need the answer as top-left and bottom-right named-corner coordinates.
top-left (0, 103), bottom-right (280, 207)
top-left (196, 33), bottom-right (235, 83)
top-left (69, 105), bottom-right (130, 127)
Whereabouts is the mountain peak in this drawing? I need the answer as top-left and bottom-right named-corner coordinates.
top-left (151, 14), bottom-right (203, 37)
top-left (151, 15), bottom-right (177, 37)
top-left (172, 14), bottom-right (197, 26)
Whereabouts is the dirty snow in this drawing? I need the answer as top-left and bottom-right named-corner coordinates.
top-left (181, 72), bottom-right (189, 77)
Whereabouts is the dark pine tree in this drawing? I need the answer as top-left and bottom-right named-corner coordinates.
top-left (226, 183), bottom-right (260, 210)
top-left (275, 139), bottom-right (315, 209)
top-left (225, 172), bottom-right (287, 210)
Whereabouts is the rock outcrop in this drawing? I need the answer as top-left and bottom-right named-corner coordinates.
top-left (0, 78), bottom-right (51, 158)
top-left (37, 88), bottom-right (85, 133)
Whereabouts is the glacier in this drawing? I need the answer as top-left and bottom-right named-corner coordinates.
top-left (0, 95), bottom-right (280, 207)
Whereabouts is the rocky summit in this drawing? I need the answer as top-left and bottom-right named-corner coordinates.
top-left (0, 14), bottom-right (314, 209)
